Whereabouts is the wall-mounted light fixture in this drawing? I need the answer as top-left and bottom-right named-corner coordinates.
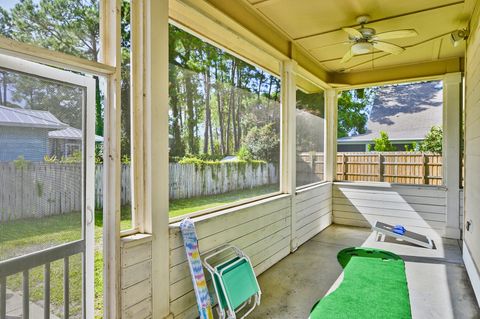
top-left (451, 29), bottom-right (469, 47)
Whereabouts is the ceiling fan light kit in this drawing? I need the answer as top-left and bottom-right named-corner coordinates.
top-left (352, 42), bottom-right (372, 54)
top-left (340, 15), bottom-right (418, 63)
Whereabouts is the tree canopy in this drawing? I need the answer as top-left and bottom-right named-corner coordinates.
top-left (337, 88), bottom-right (374, 138)
top-left (168, 24), bottom-right (281, 162)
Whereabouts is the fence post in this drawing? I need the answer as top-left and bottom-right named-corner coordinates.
top-left (378, 153), bottom-right (383, 182)
top-left (421, 153), bottom-right (426, 185)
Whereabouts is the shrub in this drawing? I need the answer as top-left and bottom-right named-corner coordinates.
top-left (237, 146), bottom-right (253, 161)
top-left (372, 131), bottom-right (396, 152)
top-left (420, 126), bottom-right (442, 154)
top-left (13, 155), bottom-right (31, 169)
top-left (243, 123), bottom-right (280, 162)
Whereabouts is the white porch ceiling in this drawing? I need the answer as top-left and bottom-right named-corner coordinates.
top-left (244, 0), bottom-right (473, 73)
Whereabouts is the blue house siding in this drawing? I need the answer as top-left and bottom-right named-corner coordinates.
top-left (0, 126), bottom-right (49, 162)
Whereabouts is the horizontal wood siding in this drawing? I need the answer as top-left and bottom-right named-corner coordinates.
top-left (169, 196), bottom-right (291, 318)
top-left (460, 189), bottom-right (464, 233)
top-left (333, 183), bottom-right (447, 236)
top-left (295, 183), bottom-right (332, 246)
top-left (121, 235), bottom-right (153, 319)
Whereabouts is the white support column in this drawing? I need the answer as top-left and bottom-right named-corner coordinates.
top-left (280, 60), bottom-right (298, 251)
top-left (443, 72), bottom-right (462, 239)
top-left (130, 0), bottom-right (145, 232)
top-left (100, 0), bottom-right (121, 318)
top-left (325, 89), bottom-right (338, 182)
top-left (143, 0), bottom-right (171, 318)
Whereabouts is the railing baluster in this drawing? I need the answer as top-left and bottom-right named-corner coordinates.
top-left (1, 276), bottom-right (6, 319)
top-left (64, 257), bottom-right (69, 319)
top-left (44, 263), bottom-right (50, 319)
top-left (23, 270), bottom-right (29, 319)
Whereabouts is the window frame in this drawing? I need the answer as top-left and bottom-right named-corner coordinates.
top-left (294, 86), bottom-right (327, 190)
top-left (0, 53), bottom-right (97, 318)
top-left (166, 21), bottom-right (285, 223)
top-left (333, 76), bottom-right (447, 187)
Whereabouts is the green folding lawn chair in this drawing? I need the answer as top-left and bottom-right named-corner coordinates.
top-left (202, 244), bottom-right (261, 319)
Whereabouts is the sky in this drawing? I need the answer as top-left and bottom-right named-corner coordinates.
top-left (0, 1), bottom-right (19, 10)
top-left (0, 1), bottom-right (40, 11)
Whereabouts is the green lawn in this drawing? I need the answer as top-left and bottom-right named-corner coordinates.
top-left (169, 184), bottom-right (278, 217)
top-left (0, 184), bottom-right (278, 318)
top-left (0, 208), bottom-right (132, 319)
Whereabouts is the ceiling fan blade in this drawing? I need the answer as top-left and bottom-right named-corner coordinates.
top-left (340, 48), bottom-right (354, 63)
top-left (342, 27), bottom-right (363, 39)
top-left (372, 29), bottom-right (418, 40)
top-left (373, 41), bottom-right (405, 55)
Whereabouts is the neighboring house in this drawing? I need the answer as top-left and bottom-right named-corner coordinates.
top-left (337, 81), bottom-right (443, 152)
top-left (0, 105), bottom-right (68, 162)
top-left (0, 106), bottom-right (103, 162)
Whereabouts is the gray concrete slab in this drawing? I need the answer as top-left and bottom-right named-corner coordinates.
top-left (248, 224), bottom-right (480, 319)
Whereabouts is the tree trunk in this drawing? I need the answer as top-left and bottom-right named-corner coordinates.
top-left (215, 63), bottom-right (226, 155)
top-left (203, 68), bottom-right (211, 154)
top-left (226, 59), bottom-right (237, 155)
top-left (185, 71), bottom-right (197, 154)
top-left (170, 66), bottom-right (184, 156)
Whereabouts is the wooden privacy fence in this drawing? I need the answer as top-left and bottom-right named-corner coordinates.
top-left (0, 163), bottom-right (82, 222)
top-left (297, 152), bottom-right (443, 185)
top-left (336, 152), bottom-right (442, 185)
top-left (1, 162), bottom-right (277, 221)
top-left (95, 162), bottom-right (278, 207)
top-left (169, 162), bottom-right (278, 200)
top-left (297, 152), bottom-right (325, 186)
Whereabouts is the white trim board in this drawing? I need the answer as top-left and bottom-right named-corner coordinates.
top-left (463, 241), bottom-right (480, 307)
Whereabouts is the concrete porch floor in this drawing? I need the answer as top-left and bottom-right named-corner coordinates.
top-left (249, 224), bottom-right (480, 319)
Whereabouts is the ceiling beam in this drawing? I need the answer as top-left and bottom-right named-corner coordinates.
top-left (293, 1), bottom-right (464, 41)
top-left (330, 58), bottom-right (463, 87)
top-left (251, 0), bottom-right (283, 9)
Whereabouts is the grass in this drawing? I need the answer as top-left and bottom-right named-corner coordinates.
top-left (0, 207), bottom-right (132, 319)
top-left (169, 184), bottom-right (279, 218)
top-left (1, 185), bottom-right (278, 318)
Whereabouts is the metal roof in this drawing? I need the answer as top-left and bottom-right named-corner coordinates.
top-left (48, 127), bottom-right (104, 142)
top-left (0, 105), bottom-right (68, 130)
top-left (338, 81), bottom-right (442, 144)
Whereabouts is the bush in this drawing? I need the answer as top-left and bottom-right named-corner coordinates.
top-left (420, 126), bottom-right (442, 154)
top-left (372, 131), bottom-right (396, 152)
top-left (243, 123), bottom-right (280, 162)
top-left (13, 155), bottom-right (31, 169)
top-left (237, 146), bottom-right (253, 161)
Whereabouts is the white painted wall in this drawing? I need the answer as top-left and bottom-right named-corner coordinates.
top-left (295, 183), bottom-right (332, 246)
top-left (120, 235), bottom-right (153, 319)
top-left (464, 2), bottom-right (480, 306)
top-left (332, 183), bottom-right (448, 238)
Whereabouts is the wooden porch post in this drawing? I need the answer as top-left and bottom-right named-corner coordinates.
top-left (281, 60), bottom-right (298, 251)
top-left (325, 89), bottom-right (338, 182)
top-left (100, 0), bottom-right (121, 317)
top-left (443, 72), bottom-right (462, 239)
top-left (143, 0), bottom-right (171, 317)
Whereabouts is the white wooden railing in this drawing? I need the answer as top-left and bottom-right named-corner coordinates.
top-left (0, 240), bottom-right (84, 319)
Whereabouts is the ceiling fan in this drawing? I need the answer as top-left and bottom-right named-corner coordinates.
top-left (340, 15), bottom-right (418, 63)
